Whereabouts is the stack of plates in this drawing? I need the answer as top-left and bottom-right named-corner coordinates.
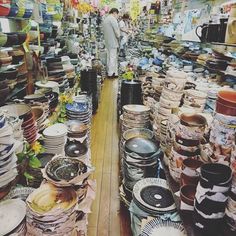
top-left (42, 123), bottom-right (67, 154)
top-left (0, 114), bottom-right (18, 198)
top-left (66, 95), bottom-right (92, 144)
top-left (0, 199), bottom-right (26, 236)
top-left (122, 105), bottom-right (150, 133)
top-left (32, 106), bottom-right (47, 132)
top-left (26, 183), bottom-right (77, 236)
top-left (133, 178), bottom-right (176, 215)
top-left (122, 138), bottom-right (160, 192)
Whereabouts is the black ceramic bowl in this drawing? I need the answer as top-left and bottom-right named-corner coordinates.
top-left (201, 163), bottom-right (232, 185)
top-left (65, 140), bottom-right (88, 157)
top-left (0, 68), bottom-right (18, 80)
top-left (5, 33), bottom-right (19, 46)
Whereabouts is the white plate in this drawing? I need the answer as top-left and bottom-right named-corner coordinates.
top-left (0, 199), bottom-right (26, 235)
top-left (123, 105), bottom-right (150, 114)
top-left (141, 219), bottom-right (186, 236)
top-left (43, 123), bottom-right (67, 138)
top-left (133, 178), bottom-right (176, 213)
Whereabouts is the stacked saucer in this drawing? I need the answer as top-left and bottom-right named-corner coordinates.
top-left (130, 178), bottom-right (178, 235)
top-left (0, 114), bottom-right (18, 199)
top-left (0, 199), bottom-right (26, 236)
top-left (133, 178), bottom-right (176, 215)
top-left (26, 183), bottom-right (77, 236)
top-left (122, 105), bottom-right (150, 133)
top-left (121, 137), bottom-right (160, 204)
top-left (42, 123), bottom-right (67, 154)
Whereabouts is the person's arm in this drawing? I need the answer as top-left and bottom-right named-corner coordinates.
top-left (111, 17), bottom-right (120, 39)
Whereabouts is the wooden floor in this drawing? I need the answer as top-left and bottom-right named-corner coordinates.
top-left (88, 79), bottom-right (132, 236)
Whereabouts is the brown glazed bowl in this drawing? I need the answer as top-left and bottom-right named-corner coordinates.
top-left (216, 101), bottom-right (236, 116)
top-left (180, 172), bottom-right (200, 186)
top-left (217, 90), bottom-right (236, 107)
top-left (180, 113), bottom-right (207, 127)
top-left (180, 184), bottom-right (197, 206)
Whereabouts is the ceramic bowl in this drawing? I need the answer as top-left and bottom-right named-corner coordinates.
top-left (46, 158), bottom-right (87, 181)
top-left (16, 7), bottom-right (25, 18)
top-left (0, 56), bottom-right (12, 67)
top-left (180, 184), bottom-right (196, 206)
top-left (0, 104), bottom-right (31, 119)
top-left (5, 33), bottom-right (19, 47)
top-left (0, 4), bottom-right (10, 16)
top-left (0, 33), bottom-right (7, 47)
top-left (0, 69), bottom-right (18, 80)
top-left (65, 140), bottom-right (88, 157)
top-left (31, 107), bottom-right (44, 121)
top-left (180, 113), bottom-right (207, 128)
top-left (217, 90), bottom-right (236, 107)
top-left (22, 8), bottom-right (32, 19)
top-left (216, 101), bottom-right (236, 116)
top-left (16, 33), bottom-right (27, 45)
top-left (201, 163), bottom-right (232, 185)
top-left (0, 79), bottom-right (8, 89)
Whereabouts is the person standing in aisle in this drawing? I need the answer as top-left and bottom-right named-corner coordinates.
top-left (119, 13), bottom-right (130, 57)
top-left (102, 8), bottom-right (120, 78)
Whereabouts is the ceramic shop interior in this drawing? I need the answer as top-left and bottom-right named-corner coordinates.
top-left (0, 0), bottom-right (236, 236)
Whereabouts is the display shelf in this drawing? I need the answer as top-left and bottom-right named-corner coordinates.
top-left (162, 162), bottom-right (235, 236)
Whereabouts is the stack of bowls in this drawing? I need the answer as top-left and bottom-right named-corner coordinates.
top-left (66, 95), bottom-right (92, 144)
top-left (122, 105), bottom-right (150, 133)
top-left (226, 190), bottom-right (236, 231)
top-left (0, 68), bottom-right (18, 90)
top-left (0, 114), bottom-right (18, 199)
top-left (0, 199), bottom-right (26, 236)
top-left (194, 163), bottom-right (232, 234)
top-left (209, 90), bottom-right (236, 165)
top-left (183, 89), bottom-right (207, 112)
top-left (27, 153), bottom-right (54, 188)
top-left (121, 137), bottom-right (160, 204)
top-left (205, 90), bottom-right (218, 113)
top-left (169, 113), bottom-right (206, 182)
top-left (216, 90), bottom-right (236, 116)
top-left (9, 49), bottom-right (24, 64)
top-left (156, 70), bottom-right (186, 144)
top-left (31, 106), bottom-right (47, 132)
top-left (0, 72), bottom-right (10, 106)
top-left (66, 120), bottom-right (89, 145)
top-left (42, 123), bottom-right (67, 155)
top-left (0, 51), bottom-right (12, 68)
top-left (0, 104), bottom-right (38, 144)
top-left (24, 93), bottom-right (50, 118)
top-left (26, 183), bottom-right (77, 235)
top-left (7, 116), bottom-right (24, 141)
top-left (130, 178), bottom-right (177, 235)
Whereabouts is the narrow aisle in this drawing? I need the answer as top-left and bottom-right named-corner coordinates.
top-left (88, 79), bottom-right (132, 236)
